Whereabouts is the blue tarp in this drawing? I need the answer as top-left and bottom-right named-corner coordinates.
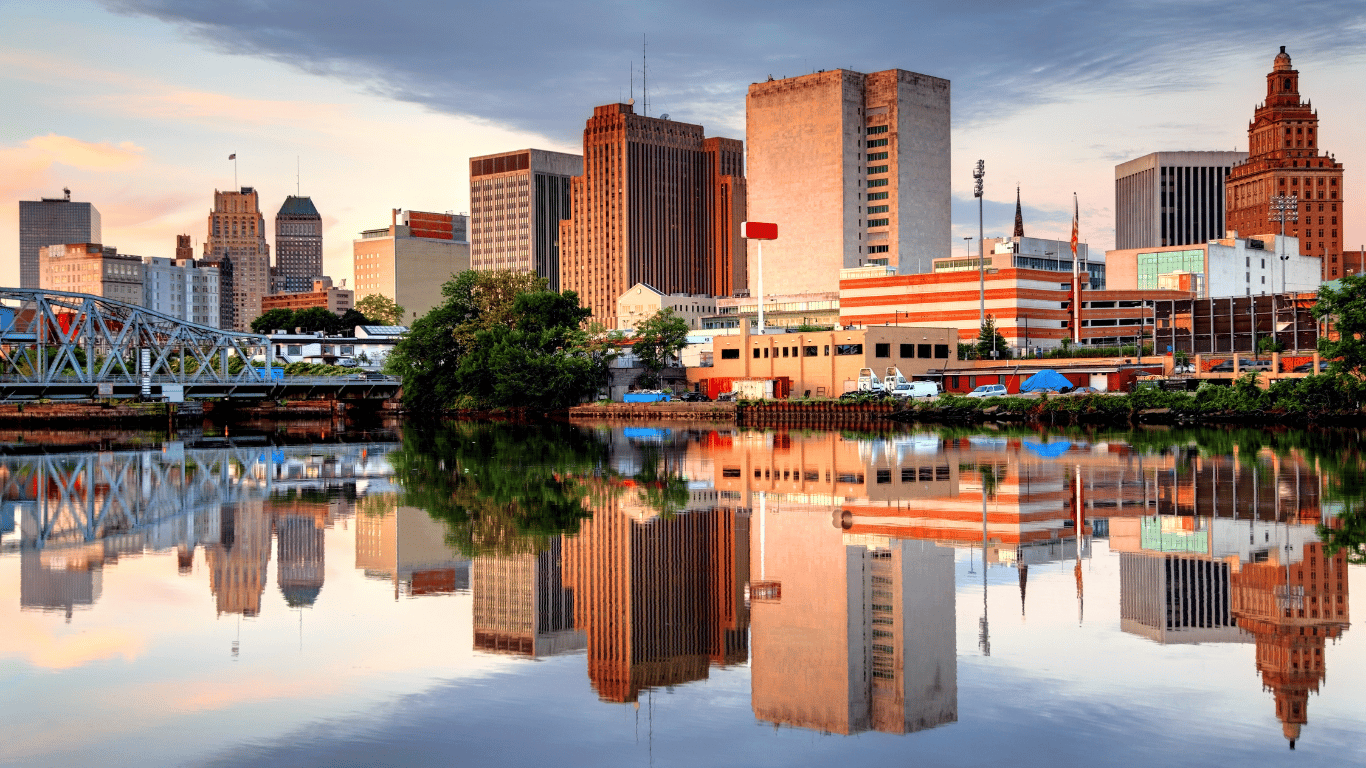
top-left (1023, 441), bottom-right (1073, 459)
top-left (623, 392), bottom-right (671, 403)
top-left (1019, 369), bottom-right (1074, 393)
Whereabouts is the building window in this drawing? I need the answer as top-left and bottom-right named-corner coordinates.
top-left (918, 343), bottom-right (932, 358)
top-left (764, 347), bottom-right (769, 358)
top-left (835, 344), bottom-right (863, 355)
top-left (721, 348), bottom-right (739, 359)
top-left (868, 218), bottom-right (889, 227)
top-left (867, 165), bottom-right (889, 175)
top-left (951, 376), bottom-right (959, 389)
top-left (868, 191), bottom-right (889, 201)
top-left (824, 345), bottom-right (830, 356)
top-left (867, 179), bottom-right (888, 188)
top-left (803, 346), bottom-right (818, 357)
top-left (867, 152), bottom-right (888, 161)
top-left (868, 245), bottom-right (889, 254)
top-left (875, 343), bottom-right (890, 358)
top-left (876, 469), bottom-right (891, 484)
top-left (866, 125), bottom-right (888, 135)
top-left (287, 345), bottom-right (302, 355)
top-left (899, 343), bottom-right (914, 358)
top-left (753, 348), bottom-right (760, 358)
top-left (868, 205), bottom-right (889, 214)
top-left (782, 346), bottom-right (789, 357)
top-left (935, 344), bottom-right (949, 359)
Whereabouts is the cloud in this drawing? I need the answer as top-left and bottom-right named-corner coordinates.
top-left (99, 0), bottom-right (1366, 140)
top-left (0, 134), bottom-right (145, 201)
top-left (7, 621), bottom-right (147, 669)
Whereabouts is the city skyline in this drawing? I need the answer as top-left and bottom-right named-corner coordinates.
top-left (2, 3), bottom-right (1363, 294)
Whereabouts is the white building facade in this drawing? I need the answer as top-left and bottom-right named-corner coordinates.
top-left (141, 257), bottom-right (221, 327)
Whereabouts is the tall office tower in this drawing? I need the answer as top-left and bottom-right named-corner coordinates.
top-left (353, 209), bottom-right (470, 324)
top-left (175, 234), bottom-right (194, 260)
top-left (703, 138), bottom-right (748, 298)
top-left (1114, 151), bottom-right (1247, 249)
top-left (470, 149), bottom-right (582, 291)
top-left (558, 103), bottom-right (746, 329)
top-left (1225, 47), bottom-right (1345, 279)
top-left (274, 196), bottom-right (324, 294)
top-left (204, 187), bottom-right (271, 331)
top-left (19, 189), bottom-right (101, 288)
top-left (276, 513), bottom-right (325, 609)
top-left (205, 502), bottom-right (272, 617)
top-left (745, 69), bottom-right (950, 293)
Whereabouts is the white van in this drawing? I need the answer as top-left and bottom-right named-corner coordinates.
top-left (889, 380), bottom-right (940, 399)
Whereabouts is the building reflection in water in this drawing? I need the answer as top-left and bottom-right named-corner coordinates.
top-left (559, 460), bottom-right (750, 703)
top-left (354, 503), bottom-right (470, 599)
top-left (3, 443), bottom-right (399, 618)
top-left (1110, 449), bottom-right (1350, 748)
top-left (471, 538), bottom-right (585, 657)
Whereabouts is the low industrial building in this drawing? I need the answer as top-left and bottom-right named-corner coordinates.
top-left (269, 325), bottom-right (406, 369)
top-left (701, 325), bottom-right (957, 399)
top-left (1106, 233), bottom-right (1320, 297)
top-left (262, 277), bottom-right (355, 317)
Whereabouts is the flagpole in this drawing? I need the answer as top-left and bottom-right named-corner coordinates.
top-left (1071, 193), bottom-right (1080, 345)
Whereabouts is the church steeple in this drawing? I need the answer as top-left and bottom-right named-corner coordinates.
top-left (1012, 187), bottom-right (1025, 238)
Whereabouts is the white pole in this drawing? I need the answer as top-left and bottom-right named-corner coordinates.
top-left (757, 240), bottom-right (765, 333)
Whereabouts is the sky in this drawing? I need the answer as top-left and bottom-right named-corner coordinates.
top-left (2, 0), bottom-right (1365, 289)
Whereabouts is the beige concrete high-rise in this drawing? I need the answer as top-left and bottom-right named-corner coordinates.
top-left (204, 187), bottom-right (271, 331)
top-left (353, 209), bottom-right (470, 324)
top-left (558, 103), bottom-right (746, 329)
top-left (745, 69), bottom-right (950, 294)
top-left (469, 149), bottom-right (582, 291)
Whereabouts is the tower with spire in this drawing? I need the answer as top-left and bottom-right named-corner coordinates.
top-left (1225, 47), bottom-right (1345, 279)
top-left (1012, 187), bottom-right (1025, 238)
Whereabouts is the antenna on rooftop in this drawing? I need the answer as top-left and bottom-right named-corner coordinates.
top-left (643, 34), bottom-right (648, 117)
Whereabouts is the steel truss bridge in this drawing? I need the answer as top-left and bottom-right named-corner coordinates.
top-left (0, 289), bottom-right (399, 401)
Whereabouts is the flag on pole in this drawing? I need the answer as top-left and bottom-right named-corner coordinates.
top-left (1070, 195), bottom-right (1079, 260)
top-left (228, 153), bottom-right (236, 160)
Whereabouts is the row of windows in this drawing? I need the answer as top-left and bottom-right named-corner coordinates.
top-left (868, 191), bottom-right (888, 201)
top-left (875, 466), bottom-right (953, 484)
top-left (868, 245), bottom-right (889, 254)
top-left (866, 152), bottom-right (888, 161)
top-left (866, 125), bottom-right (888, 135)
top-left (867, 165), bottom-right (888, 175)
top-left (873, 343), bottom-right (951, 359)
top-left (867, 205), bottom-right (889, 214)
top-left (867, 138), bottom-right (888, 148)
top-left (868, 218), bottom-right (889, 227)
top-left (868, 179), bottom-right (888, 188)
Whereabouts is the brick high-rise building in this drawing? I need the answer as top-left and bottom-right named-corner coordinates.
top-left (19, 190), bottom-right (101, 289)
top-left (745, 69), bottom-right (950, 293)
top-left (274, 196), bottom-right (324, 294)
top-left (1226, 47), bottom-right (1345, 279)
top-left (204, 187), bottom-right (271, 331)
top-left (175, 234), bottom-right (194, 260)
top-left (469, 149), bottom-right (581, 291)
top-left (558, 103), bottom-right (746, 328)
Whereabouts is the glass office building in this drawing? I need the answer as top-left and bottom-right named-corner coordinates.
top-left (19, 194), bottom-right (101, 289)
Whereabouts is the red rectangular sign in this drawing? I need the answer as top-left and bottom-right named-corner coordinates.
top-left (742, 221), bottom-right (778, 240)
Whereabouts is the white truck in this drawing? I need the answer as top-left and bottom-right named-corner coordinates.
top-left (856, 368), bottom-right (885, 393)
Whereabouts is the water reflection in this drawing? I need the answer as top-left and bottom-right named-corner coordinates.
top-left (1, 424), bottom-right (1362, 764)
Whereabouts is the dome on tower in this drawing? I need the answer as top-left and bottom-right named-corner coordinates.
top-left (1273, 46), bottom-right (1292, 71)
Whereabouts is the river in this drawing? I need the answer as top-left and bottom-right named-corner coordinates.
top-left (2, 421), bottom-right (1364, 767)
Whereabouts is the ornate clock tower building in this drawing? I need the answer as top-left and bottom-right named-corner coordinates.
top-left (1225, 47), bottom-right (1345, 279)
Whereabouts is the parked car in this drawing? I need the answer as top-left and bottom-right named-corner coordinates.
top-left (1070, 386), bottom-right (1100, 395)
top-left (964, 384), bottom-right (1008, 398)
top-left (679, 391), bottom-right (709, 402)
top-left (1210, 359), bottom-right (1273, 373)
top-left (1293, 361), bottom-right (1331, 373)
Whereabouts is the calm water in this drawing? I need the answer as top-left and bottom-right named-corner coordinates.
top-left (3, 422), bottom-right (1365, 767)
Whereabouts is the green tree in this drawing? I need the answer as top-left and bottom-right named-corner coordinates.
top-left (289, 306), bottom-right (336, 334)
top-left (631, 308), bottom-right (689, 389)
top-left (252, 308), bottom-right (296, 334)
top-left (355, 294), bottom-right (405, 326)
top-left (1257, 335), bottom-right (1285, 354)
top-left (975, 315), bottom-right (1012, 360)
top-left (386, 270), bottom-right (608, 412)
top-left (1313, 274), bottom-right (1366, 374)
top-left (332, 308), bottom-right (370, 335)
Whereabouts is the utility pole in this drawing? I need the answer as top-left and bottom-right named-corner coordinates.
top-left (974, 160), bottom-right (986, 332)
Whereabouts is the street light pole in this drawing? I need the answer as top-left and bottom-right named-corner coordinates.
top-left (974, 161), bottom-right (986, 332)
